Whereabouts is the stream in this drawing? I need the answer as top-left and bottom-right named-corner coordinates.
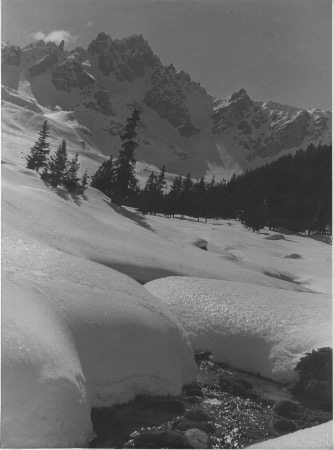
top-left (90, 360), bottom-right (332, 449)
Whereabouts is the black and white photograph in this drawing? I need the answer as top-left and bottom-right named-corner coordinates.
top-left (1, 0), bottom-right (332, 448)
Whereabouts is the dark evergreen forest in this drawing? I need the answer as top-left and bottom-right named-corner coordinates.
top-left (136, 143), bottom-right (332, 235)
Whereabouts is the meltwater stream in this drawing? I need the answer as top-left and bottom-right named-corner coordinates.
top-left (90, 361), bottom-right (331, 449)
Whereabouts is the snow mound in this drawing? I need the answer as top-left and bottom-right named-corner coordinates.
top-left (145, 277), bottom-right (332, 383)
top-left (2, 225), bottom-right (195, 448)
top-left (246, 421), bottom-right (333, 448)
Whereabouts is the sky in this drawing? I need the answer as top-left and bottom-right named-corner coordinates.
top-left (1, 0), bottom-right (332, 111)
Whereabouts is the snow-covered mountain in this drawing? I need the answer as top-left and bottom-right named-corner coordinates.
top-left (2, 34), bottom-right (332, 179)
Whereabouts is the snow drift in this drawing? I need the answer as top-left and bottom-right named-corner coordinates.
top-left (2, 224), bottom-right (195, 447)
top-left (145, 277), bottom-right (332, 383)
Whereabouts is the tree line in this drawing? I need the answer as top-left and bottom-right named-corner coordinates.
top-left (27, 112), bottom-right (331, 235)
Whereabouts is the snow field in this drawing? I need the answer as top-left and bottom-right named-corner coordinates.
top-left (145, 277), bottom-right (332, 383)
top-left (2, 223), bottom-right (195, 447)
top-left (246, 421), bottom-right (333, 448)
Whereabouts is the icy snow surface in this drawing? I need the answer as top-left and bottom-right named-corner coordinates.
top-left (246, 421), bottom-right (333, 448)
top-left (145, 276), bottom-right (331, 383)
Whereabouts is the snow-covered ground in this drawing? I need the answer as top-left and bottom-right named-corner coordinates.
top-left (145, 276), bottom-right (331, 383)
top-left (1, 98), bottom-right (332, 447)
top-left (247, 421), bottom-right (333, 449)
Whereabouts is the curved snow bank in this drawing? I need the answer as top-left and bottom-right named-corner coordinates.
top-left (2, 226), bottom-right (195, 448)
top-left (246, 421), bottom-right (333, 448)
top-left (145, 277), bottom-right (332, 383)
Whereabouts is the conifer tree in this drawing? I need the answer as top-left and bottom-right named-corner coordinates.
top-left (114, 109), bottom-right (140, 205)
top-left (26, 120), bottom-right (51, 172)
top-left (64, 153), bottom-right (80, 192)
top-left (179, 172), bottom-right (193, 218)
top-left (81, 169), bottom-right (89, 193)
top-left (42, 139), bottom-right (68, 187)
top-left (139, 171), bottom-right (157, 214)
top-left (165, 174), bottom-right (182, 217)
top-left (90, 156), bottom-right (115, 198)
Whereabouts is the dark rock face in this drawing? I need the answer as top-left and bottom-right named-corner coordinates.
top-left (88, 33), bottom-right (159, 81)
top-left (1, 42), bottom-right (21, 66)
top-left (213, 89), bottom-right (254, 135)
top-left (52, 54), bottom-right (95, 91)
top-left (144, 87), bottom-right (200, 137)
top-left (81, 90), bottom-right (115, 116)
top-left (29, 53), bottom-right (59, 77)
top-left (273, 418), bottom-right (297, 433)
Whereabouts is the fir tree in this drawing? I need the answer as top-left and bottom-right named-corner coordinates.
top-left (26, 120), bottom-right (51, 172)
top-left (81, 169), bottom-right (89, 193)
top-left (42, 139), bottom-right (68, 187)
top-left (179, 172), bottom-right (193, 218)
top-left (114, 109), bottom-right (140, 205)
top-left (139, 171), bottom-right (158, 214)
top-left (165, 174), bottom-right (182, 217)
top-left (90, 156), bottom-right (115, 198)
top-left (64, 153), bottom-right (80, 192)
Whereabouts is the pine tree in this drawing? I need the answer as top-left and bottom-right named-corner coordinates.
top-left (81, 169), bottom-right (89, 193)
top-left (90, 156), bottom-right (115, 198)
top-left (139, 171), bottom-right (157, 214)
top-left (179, 172), bottom-right (193, 218)
top-left (43, 139), bottom-right (68, 187)
top-left (64, 153), bottom-right (80, 192)
top-left (192, 176), bottom-right (207, 221)
top-left (165, 174), bottom-right (182, 217)
top-left (114, 109), bottom-right (140, 205)
top-left (26, 120), bottom-right (51, 171)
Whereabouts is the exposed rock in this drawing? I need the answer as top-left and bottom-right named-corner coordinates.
top-left (182, 428), bottom-right (209, 449)
top-left (194, 351), bottom-right (212, 362)
top-left (172, 418), bottom-right (215, 434)
top-left (1, 42), bottom-right (21, 66)
top-left (29, 53), bottom-right (58, 77)
top-left (183, 383), bottom-right (204, 397)
top-left (88, 33), bottom-right (159, 81)
top-left (184, 406), bottom-right (212, 422)
top-left (273, 400), bottom-right (303, 419)
top-left (212, 89), bottom-right (254, 135)
top-left (52, 54), bottom-right (95, 91)
top-left (131, 430), bottom-right (186, 448)
top-left (144, 87), bottom-right (200, 137)
top-left (81, 90), bottom-right (115, 116)
top-left (219, 375), bottom-right (256, 399)
top-left (273, 418), bottom-right (297, 433)
top-left (58, 40), bottom-right (65, 51)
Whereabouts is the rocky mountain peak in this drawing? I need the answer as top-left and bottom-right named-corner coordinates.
top-left (230, 88), bottom-right (249, 102)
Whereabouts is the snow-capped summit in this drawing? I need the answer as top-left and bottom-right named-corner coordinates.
top-left (1, 33), bottom-right (331, 179)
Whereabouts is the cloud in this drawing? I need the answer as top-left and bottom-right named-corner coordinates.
top-left (86, 21), bottom-right (95, 28)
top-left (33, 30), bottom-right (78, 45)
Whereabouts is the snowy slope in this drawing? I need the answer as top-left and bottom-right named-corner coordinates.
top-left (246, 421), bottom-right (333, 449)
top-left (145, 277), bottom-right (332, 383)
top-left (2, 215), bottom-right (195, 447)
